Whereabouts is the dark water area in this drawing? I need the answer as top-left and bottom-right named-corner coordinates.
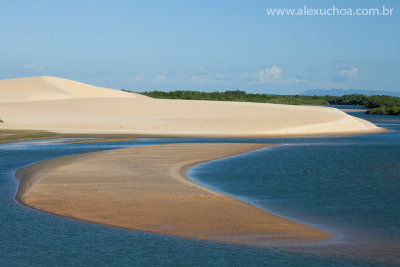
top-left (325, 104), bottom-right (366, 110)
top-left (0, 112), bottom-right (399, 266)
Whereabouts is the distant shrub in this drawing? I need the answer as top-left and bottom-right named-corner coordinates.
top-left (367, 106), bottom-right (400, 115)
top-left (387, 106), bottom-right (400, 115)
top-left (366, 107), bottom-right (388, 115)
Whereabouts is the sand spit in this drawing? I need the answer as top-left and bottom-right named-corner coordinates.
top-left (0, 76), bottom-right (385, 137)
top-left (16, 143), bottom-right (332, 245)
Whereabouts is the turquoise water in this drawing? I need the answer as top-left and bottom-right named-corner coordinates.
top-left (0, 112), bottom-right (399, 266)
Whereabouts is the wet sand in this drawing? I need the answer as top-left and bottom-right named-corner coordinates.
top-left (16, 143), bottom-right (333, 245)
top-left (59, 137), bottom-right (138, 144)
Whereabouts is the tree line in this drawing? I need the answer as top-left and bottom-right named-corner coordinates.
top-left (122, 89), bottom-right (400, 115)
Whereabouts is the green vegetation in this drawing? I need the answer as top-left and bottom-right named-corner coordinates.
top-left (140, 90), bottom-right (329, 105)
top-left (367, 106), bottom-right (400, 115)
top-left (136, 90), bottom-right (400, 115)
top-left (0, 129), bottom-right (61, 144)
top-left (0, 118), bottom-right (3, 123)
top-left (0, 129), bottom-right (139, 144)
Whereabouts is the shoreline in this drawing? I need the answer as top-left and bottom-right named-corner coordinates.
top-left (1, 126), bottom-right (390, 145)
top-left (15, 143), bottom-right (333, 246)
top-left (61, 127), bottom-right (390, 138)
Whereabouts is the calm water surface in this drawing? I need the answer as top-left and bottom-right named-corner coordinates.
top-left (0, 112), bottom-right (399, 266)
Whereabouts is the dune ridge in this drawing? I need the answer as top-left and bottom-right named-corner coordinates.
top-left (16, 143), bottom-right (333, 245)
top-left (0, 76), bottom-right (386, 137)
top-left (0, 76), bottom-right (137, 103)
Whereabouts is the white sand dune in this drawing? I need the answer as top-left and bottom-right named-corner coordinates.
top-left (0, 76), bottom-right (136, 103)
top-left (0, 76), bottom-right (385, 137)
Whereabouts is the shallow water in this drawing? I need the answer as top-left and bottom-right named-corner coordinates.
top-left (0, 112), bottom-right (399, 266)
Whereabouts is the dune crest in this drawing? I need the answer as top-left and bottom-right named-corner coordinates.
top-left (0, 76), bottom-right (137, 103)
top-left (0, 76), bottom-right (386, 137)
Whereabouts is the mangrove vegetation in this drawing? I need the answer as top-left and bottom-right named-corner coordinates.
top-left (132, 90), bottom-right (400, 115)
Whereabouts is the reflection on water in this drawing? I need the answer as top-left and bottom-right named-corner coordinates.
top-left (0, 113), bottom-right (399, 266)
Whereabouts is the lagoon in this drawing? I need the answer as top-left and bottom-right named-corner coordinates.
top-left (0, 112), bottom-right (399, 266)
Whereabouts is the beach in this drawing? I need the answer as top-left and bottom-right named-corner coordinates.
top-left (2, 2), bottom-right (399, 264)
top-left (16, 143), bottom-right (332, 245)
top-left (0, 75), bottom-right (391, 248)
top-left (0, 76), bottom-right (385, 137)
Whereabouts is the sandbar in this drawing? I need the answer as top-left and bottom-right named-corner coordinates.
top-left (16, 143), bottom-right (332, 245)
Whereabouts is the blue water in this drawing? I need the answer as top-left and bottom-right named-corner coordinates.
top-left (0, 112), bottom-right (399, 266)
top-left (190, 119), bottom-right (400, 245)
top-left (325, 104), bottom-right (366, 110)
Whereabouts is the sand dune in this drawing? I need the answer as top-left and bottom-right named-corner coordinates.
top-left (0, 76), bottom-right (385, 137)
top-left (0, 76), bottom-right (136, 103)
top-left (17, 143), bottom-right (332, 245)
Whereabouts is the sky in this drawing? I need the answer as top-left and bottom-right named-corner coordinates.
top-left (0, 0), bottom-right (399, 94)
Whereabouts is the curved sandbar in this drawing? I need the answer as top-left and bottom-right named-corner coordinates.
top-left (17, 143), bottom-right (332, 245)
top-left (0, 76), bottom-right (386, 137)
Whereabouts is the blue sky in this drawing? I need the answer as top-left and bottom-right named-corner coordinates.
top-left (0, 0), bottom-right (399, 94)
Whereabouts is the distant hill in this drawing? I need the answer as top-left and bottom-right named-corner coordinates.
top-left (301, 89), bottom-right (400, 97)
